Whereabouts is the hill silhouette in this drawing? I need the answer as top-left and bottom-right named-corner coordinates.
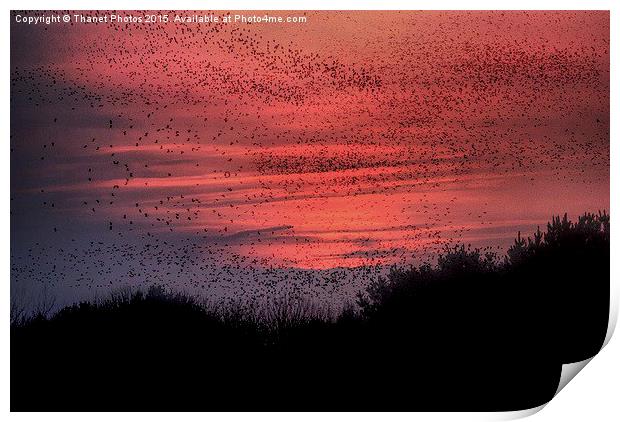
top-left (11, 212), bottom-right (609, 411)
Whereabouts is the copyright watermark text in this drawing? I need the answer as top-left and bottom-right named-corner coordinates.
top-left (13, 13), bottom-right (308, 26)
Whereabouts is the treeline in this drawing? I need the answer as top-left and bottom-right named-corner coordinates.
top-left (11, 212), bottom-right (609, 411)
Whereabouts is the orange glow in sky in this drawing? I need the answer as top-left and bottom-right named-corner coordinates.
top-left (11, 11), bottom-right (609, 273)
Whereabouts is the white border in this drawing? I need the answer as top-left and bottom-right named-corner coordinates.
top-left (2, 1), bottom-right (618, 420)
top-left (0, 0), bottom-right (618, 10)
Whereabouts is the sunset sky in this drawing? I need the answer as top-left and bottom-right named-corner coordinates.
top-left (10, 11), bottom-right (609, 306)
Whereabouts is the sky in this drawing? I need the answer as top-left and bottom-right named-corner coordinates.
top-left (10, 10), bottom-right (609, 308)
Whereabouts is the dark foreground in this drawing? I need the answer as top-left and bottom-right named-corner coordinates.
top-left (11, 213), bottom-right (609, 411)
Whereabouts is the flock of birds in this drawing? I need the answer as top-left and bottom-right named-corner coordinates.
top-left (10, 11), bottom-right (609, 310)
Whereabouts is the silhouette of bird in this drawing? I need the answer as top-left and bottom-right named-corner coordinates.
top-left (9, 10), bottom-right (609, 310)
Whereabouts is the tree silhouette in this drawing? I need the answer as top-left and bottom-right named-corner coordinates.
top-left (11, 212), bottom-right (610, 411)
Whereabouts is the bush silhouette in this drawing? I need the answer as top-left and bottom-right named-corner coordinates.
top-left (11, 212), bottom-right (609, 411)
